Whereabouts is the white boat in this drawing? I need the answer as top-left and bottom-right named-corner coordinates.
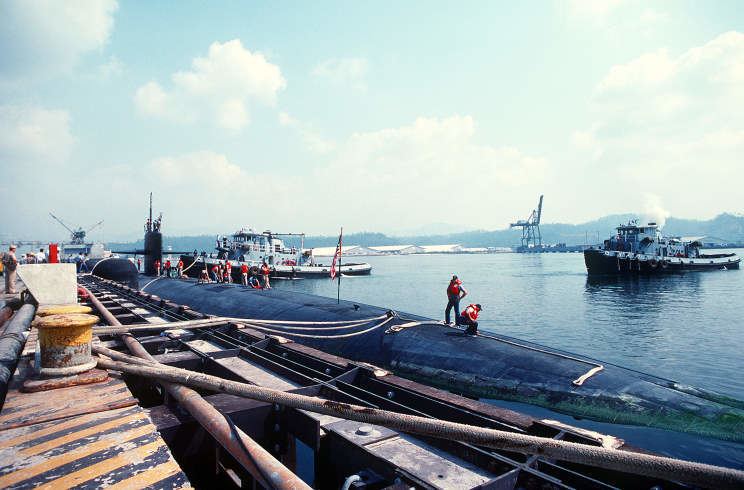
top-left (181, 228), bottom-right (372, 279)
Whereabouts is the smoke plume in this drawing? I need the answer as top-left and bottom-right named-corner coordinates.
top-left (642, 194), bottom-right (671, 229)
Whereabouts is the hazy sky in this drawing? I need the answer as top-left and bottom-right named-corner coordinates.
top-left (1, 1), bottom-right (742, 242)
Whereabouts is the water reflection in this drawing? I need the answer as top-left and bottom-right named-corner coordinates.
top-left (582, 274), bottom-right (704, 360)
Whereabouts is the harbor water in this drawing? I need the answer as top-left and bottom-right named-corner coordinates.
top-left (272, 251), bottom-right (744, 467)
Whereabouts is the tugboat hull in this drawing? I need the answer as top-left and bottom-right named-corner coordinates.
top-left (584, 248), bottom-right (740, 275)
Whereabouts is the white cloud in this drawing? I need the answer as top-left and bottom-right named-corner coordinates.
top-left (134, 39), bottom-right (286, 130)
top-left (307, 116), bottom-right (547, 230)
top-left (0, 0), bottom-right (118, 79)
top-left (277, 112), bottom-right (335, 154)
top-left (97, 56), bottom-right (124, 79)
top-left (571, 31), bottom-right (744, 214)
top-left (0, 105), bottom-right (75, 163)
top-left (596, 49), bottom-right (677, 94)
top-left (144, 151), bottom-right (299, 234)
top-left (312, 58), bottom-right (369, 90)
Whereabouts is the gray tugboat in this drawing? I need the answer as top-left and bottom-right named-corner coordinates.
top-left (584, 220), bottom-right (740, 275)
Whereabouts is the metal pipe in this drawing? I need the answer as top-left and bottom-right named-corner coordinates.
top-left (96, 355), bottom-right (744, 490)
top-left (0, 298), bottom-right (23, 335)
top-left (0, 304), bottom-right (36, 408)
top-left (82, 286), bottom-right (309, 490)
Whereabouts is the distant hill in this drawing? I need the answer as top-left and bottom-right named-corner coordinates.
top-left (108, 213), bottom-right (744, 251)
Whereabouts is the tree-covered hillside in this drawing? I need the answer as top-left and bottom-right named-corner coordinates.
top-left (108, 213), bottom-right (744, 251)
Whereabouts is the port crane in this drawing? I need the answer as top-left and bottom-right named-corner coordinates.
top-left (49, 213), bottom-right (104, 245)
top-left (510, 195), bottom-right (543, 250)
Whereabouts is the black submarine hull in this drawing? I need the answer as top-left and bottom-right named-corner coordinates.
top-left (87, 257), bottom-right (139, 289)
top-left (140, 276), bottom-right (744, 442)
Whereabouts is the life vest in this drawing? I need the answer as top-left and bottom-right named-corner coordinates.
top-left (177, 260), bottom-right (184, 268)
top-left (241, 264), bottom-right (248, 273)
top-left (226, 263), bottom-right (231, 271)
top-left (261, 264), bottom-right (270, 275)
top-left (154, 260), bottom-right (160, 268)
top-left (448, 279), bottom-right (462, 296)
top-left (211, 265), bottom-right (218, 273)
top-left (165, 260), bottom-right (171, 268)
top-left (461, 304), bottom-right (480, 322)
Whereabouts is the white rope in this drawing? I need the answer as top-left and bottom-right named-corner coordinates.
top-left (140, 276), bottom-right (163, 292)
top-left (216, 316), bottom-right (396, 339)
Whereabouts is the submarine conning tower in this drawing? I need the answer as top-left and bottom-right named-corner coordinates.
top-left (143, 193), bottom-right (163, 276)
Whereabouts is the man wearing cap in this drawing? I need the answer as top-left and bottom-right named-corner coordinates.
top-left (459, 303), bottom-right (483, 336)
top-left (445, 274), bottom-right (467, 325)
top-left (2, 245), bottom-right (18, 294)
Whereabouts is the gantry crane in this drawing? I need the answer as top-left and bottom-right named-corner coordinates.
top-left (49, 213), bottom-right (103, 245)
top-left (510, 195), bottom-right (543, 250)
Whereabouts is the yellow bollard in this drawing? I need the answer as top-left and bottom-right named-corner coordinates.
top-left (36, 304), bottom-right (93, 316)
top-left (35, 312), bottom-right (99, 376)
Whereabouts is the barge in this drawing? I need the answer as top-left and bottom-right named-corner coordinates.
top-left (585, 221), bottom-right (740, 275)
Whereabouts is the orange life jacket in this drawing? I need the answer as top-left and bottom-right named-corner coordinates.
top-left (261, 264), bottom-right (270, 275)
top-left (462, 304), bottom-right (480, 321)
top-left (177, 260), bottom-right (183, 268)
top-left (241, 264), bottom-right (248, 273)
top-left (447, 279), bottom-right (462, 296)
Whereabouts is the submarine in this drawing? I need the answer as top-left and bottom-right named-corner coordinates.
top-left (136, 276), bottom-right (744, 443)
top-left (90, 197), bottom-right (744, 443)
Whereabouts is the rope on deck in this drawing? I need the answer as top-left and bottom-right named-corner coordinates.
top-left (93, 351), bottom-right (744, 490)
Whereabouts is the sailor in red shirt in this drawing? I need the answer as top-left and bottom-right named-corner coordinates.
top-left (260, 261), bottom-right (271, 289)
top-left (164, 259), bottom-right (172, 278)
top-left (445, 275), bottom-right (467, 325)
top-left (459, 303), bottom-right (482, 336)
top-left (240, 263), bottom-right (249, 286)
top-left (177, 259), bottom-right (184, 277)
top-left (223, 261), bottom-right (232, 283)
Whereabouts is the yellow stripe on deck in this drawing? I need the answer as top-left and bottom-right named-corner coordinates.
top-left (0, 407), bottom-right (136, 450)
top-left (104, 460), bottom-right (186, 490)
top-left (34, 439), bottom-right (167, 490)
top-left (0, 423), bottom-right (154, 488)
top-left (19, 412), bottom-right (147, 457)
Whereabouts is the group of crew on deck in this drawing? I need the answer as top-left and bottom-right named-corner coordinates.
top-left (445, 275), bottom-right (482, 336)
top-left (152, 258), bottom-right (272, 289)
top-left (199, 260), bottom-right (272, 289)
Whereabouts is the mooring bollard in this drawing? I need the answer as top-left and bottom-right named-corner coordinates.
top-left (36, 312), bottom-right (99, 376)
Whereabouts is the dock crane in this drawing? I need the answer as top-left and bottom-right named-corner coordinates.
top-left (49, 213), bottom-right (103, 245)
top-left (510, 195), bottom-right (543, 250)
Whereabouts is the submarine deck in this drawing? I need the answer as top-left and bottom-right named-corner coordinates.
top-left (74, 274), bottom-right (700, 489)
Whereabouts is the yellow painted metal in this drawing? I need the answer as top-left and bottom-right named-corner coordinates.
top-left (36, 304), bottom-right (93, 316)
top-left (35, 313), bottom-right (99, 375)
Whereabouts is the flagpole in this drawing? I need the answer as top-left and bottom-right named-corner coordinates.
top-left (337, 226), bottom-right (342, 304)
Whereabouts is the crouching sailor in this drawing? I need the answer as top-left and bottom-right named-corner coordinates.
top-left (458, 303), bottom-right (483, 336)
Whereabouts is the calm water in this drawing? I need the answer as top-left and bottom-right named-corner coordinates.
top-left (273, 251), bottom-right (744, 466)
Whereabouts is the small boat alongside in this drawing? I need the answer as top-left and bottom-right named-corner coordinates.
top-left (584, 220), bottom-right (740, 275)
top-left (181, 228), bottom-right (372, 280)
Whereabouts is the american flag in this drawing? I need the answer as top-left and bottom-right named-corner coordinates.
top-left (330, 229), bottom-right (343, 280)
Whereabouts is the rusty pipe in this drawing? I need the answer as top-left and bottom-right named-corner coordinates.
top-left (81, 286), bottom-right (309, 490)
